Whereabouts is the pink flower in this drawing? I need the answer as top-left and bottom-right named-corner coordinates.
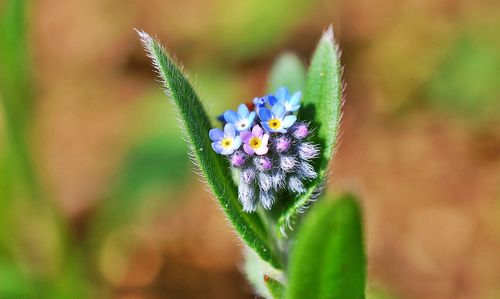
top-left (240, 125), bottom-right (269, 156)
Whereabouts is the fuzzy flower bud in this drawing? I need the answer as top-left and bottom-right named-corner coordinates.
top-left (275, 136), bottom-right (292, 153)
top-left (293, 123), bottom-right (309, 139)
top-left (241, 169), bottom-right (256, 184)
top-left (298, 142), bottom-right (319, 160)
top-left (230, 151), bottom-right (246, 167)
top-left (239, 181), bottom-right (256, 212)
top-left (288, 176), bottom-right (305, 193)
top-left (254, 156), bottom-right (272, 171)
top-left (280, 156), bottom-right (297, 172)
top-left (260, 191), bottom-right (275, 210)
top-left (272, 170), bottom-right (286, 189)
top-left (258, 173), bottom-right (273, 192)
top-left (298, 161), bottom-right (317, 179)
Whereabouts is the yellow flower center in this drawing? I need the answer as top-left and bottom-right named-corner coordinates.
top-left (249, 137), bottom-right (261, 149)
top-left (269, 118), bottom-right (281, 129)
top-left (222, 138), bottom-right (232, 149)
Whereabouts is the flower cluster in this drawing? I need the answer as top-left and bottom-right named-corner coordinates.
top-left (209, 87), bottom-right (319, 212)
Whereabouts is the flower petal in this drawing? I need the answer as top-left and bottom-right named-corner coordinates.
top-left (252, 125), bottom-right (263, 137)
top-left (272, 103), bottom-right (286, 118)
top-left (289, 91), bottom-right (302, 106)
top-left (248, 111), bottom-right (256, 124)
top-left (237, 104), bottom-right (249, 118)
top-left (240, 131), bottom-right (253, 143)
top-left (275, 87), bottom-right (289, 101)
top-left (262, 122), bottom-right (272, 132)
top-left (209, 128), bottom-right (224, 141)
top-left (221, 147), bottom-right (235, 155)
top-left (258, 108), bottom-right (272, 122)
top-left (223, 110), bottom-right (239, 123)
top-left (211, 142), bottom-right (223, 154)
top-left (232, 136), bottom-right (242, 150)
top-left (224, 123), bottom-right (236, 138)
top-left (243, 143), bottom-right (254, 155)
top-left (255, 145), bottom-right (269, 155)
top-left (289, 104), bottom-right (300, 112)
top-left (282, 115), bottom-right (297, 128)
top-left (260, 134), bottom-right (269, 147)
top-left (267, 95), bottom-right (278, 106)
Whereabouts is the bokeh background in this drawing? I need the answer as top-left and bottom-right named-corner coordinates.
top-left (1, 0), bottom-right (500, 298)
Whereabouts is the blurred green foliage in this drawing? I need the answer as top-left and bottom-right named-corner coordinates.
top-left (268, 53), bottom-right (306, 94)
top-left (213, 0), bottom-right (311, 58)
top-left (424, 32), bottom-right (500, 120)
top-left (0, 0), bottom-right (37, 196)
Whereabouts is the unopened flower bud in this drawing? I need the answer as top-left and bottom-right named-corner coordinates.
top-left (260, 191), bottom-right (275, 210)
top-left (293, 123), bottom-right (309, 139)
top-left (230, 151), bottom-right (246, 167)
top-left (298, 142), bottom-right (319, 160)
top-left (238, 181), bottom-right (256, 212)
top-left (275, 137), bottom-right (291, 153)
top-left (242, 169), bottom-right (256, 184)
top-left (280, 156), bottom-right (297, 172)
top-left (254, 156), bottom-right (272, 171)
top-left (288, 176), bottom-right (305, 193)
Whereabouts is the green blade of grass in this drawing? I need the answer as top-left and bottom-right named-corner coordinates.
top-left (138, 31), bottom-right (282, 269)
top-left (278, 26), bottom-right (343, 234)
top-left (287, 194), bottom-right (366, 299)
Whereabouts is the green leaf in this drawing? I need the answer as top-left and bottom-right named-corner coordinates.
top-left (137, 31), bottom-right (282, 269)
top-left (0, 0), bottom-right (39, 197)
top-left (287, 194), bottom-right (366, 299)
top-left (278, 26), bottom-right (343, 233)
top-left (264, 275), bottom-right (286, 299)
top-left (268, 52), bottom-right (306, 93)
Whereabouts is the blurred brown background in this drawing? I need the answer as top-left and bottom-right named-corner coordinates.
top-left (1, 0), bottom-right (500, 298)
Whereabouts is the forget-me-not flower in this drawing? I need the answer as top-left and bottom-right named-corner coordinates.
top-left (258, 102), bottom-right (297, 133)
top-left (240, 125), bottom-right (269, 156)
top-left (224, 104), bottom-right (256, 132)
top-left (209, 123), bottom-right (242, 155)
top-left (268, 87), bottom-right (301, 113)
top-left (207, 87), bottom-right (320, 212)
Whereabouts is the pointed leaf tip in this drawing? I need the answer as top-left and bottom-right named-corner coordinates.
top-left (322, 25), bottom-right (334, 43)
top-left (135, 29), bottom-right (152, 46)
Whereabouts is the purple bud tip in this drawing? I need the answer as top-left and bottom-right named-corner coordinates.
top-left (255, 156), bottom-right (273, 171)
top-left (293, 123), bottom-right (309, 139)
top-left (275, 137), bottom-right (291, 153)
top-left (230, 151), bottom-right (246, 167)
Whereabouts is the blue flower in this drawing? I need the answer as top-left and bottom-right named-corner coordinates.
top-left (223, 104), bottom-right (256, 132)
top-left (209, 123), bottom-right (242, 155)
top-left (268, 87), bottom-right (301, 113)
top-left (258, 103), bottom-right (297, 133)
top-left (252, 96), bottom-right (267, 108)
